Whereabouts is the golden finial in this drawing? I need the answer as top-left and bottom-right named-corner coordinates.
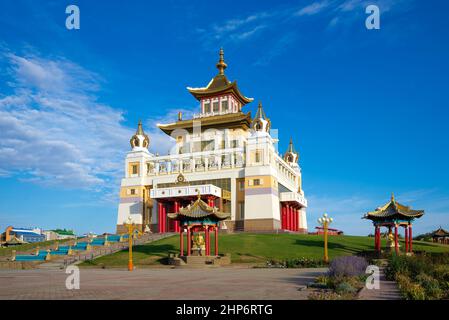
top-left (197, 190), bottom-right (201, 200)
top-left (391, 192), bottom-right (395, 202)
top-left (136, 119), bottom-right (144, 135)
top-left (216, 48), bottom-right (227, 75)
top-left (178, 111), bottom-right (183, 121)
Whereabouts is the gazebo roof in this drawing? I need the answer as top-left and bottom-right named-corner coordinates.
top-left (432, 227), bottom-right (449, 237)
top-left (363, 193), bottom-right (424, 222)
top-left (167, 193), bottom-right (230, 221)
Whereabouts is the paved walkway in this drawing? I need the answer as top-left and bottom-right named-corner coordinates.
top-left (0, 267), bottom-right (327, 300)
top-left (358, 267), bottom-right (402, 300)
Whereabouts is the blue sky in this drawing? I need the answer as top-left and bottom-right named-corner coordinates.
top-left (0, 0), bottom-right (448, 236)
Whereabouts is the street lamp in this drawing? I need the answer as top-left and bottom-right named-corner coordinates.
top-left (124, 216), bottom-right (140, 271)
top-left (318, 213), bottom-right (333, 263)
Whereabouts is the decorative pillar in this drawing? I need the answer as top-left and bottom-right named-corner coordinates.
top-left (162, 204), bottom-right (167, 233)
top-left (295, 208), bottom-right (299, 231)
top-left (290, 206), bottom-right (294, 231)
top-left (286, 205), bottom-right (290, 230)
top-left (377, 226), bottom-right (381, 252)
top-left (180, 227), bottom-right (184, 256)
top-left (405, 225), bottom-right (409, 253)
top-left (187, 227), bottom-right (191, 256)
top-left (409, 224), bottom-right (413, 253)
top-left (205, 226), bottom-right (209, 256)
top-left (215, 226), bottom-right (218, 256)
top-left (394, 224), bottom-right (399, 254)
top-left (374, 226), bottom-right (378, 251)
top-left (158, 202), bottom-right (163, 233)
top-left (174, 201), bottom-right (180, 232)
top-left (297, 207), bottom-right (301, 231)
top-left (281, 204), bottom-right (285, 229)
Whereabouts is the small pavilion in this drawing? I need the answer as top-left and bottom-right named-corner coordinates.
top-left (168, 192), bottom-right (230, 257)
top-left (431, 227), bottom-right (449, 245)
top-left (363, 193), bottom-right (424, 254)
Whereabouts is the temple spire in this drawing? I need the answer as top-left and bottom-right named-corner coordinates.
top-left (391, 192), bottom-right (395, 202)
top-left (136, 119), bottom-right (144, 135)
top-left (216, 48), bottom-right (227, 75)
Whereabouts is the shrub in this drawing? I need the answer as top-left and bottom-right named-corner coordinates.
top-left (416, 273), bottom-right (443, 300)
top-left (335, 282), bottom-right (357, 294)
top-left (308, 291), bottom-right (341, 300)
top-left (328, 256), bottom-right (368, 278)
top-left (396, 274), bottom-right (426, 300)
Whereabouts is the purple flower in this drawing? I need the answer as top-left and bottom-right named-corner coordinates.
top-left (328, 256), bottom-right (368, 277)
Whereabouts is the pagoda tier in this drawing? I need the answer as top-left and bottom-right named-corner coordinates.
top-left (187, 48), bottom-right (253, 107)
top-left (363, 193), bottom-right (424, 223)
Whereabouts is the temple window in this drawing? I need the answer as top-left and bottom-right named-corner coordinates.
top-left (253, 179), bottom-right (261, 186)
top-left (222, 100), bottom-right (228, 111)
top-left (255, 150), bottom-right (262, 163)
top-left (204, 102), bottom-right (211, 113)
top-left (130, 189), bottom-right (136, 195)
top-left (213, 101), bottom-right (219, 112)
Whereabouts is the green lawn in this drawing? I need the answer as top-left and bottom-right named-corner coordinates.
top-left (80, 233), bottom-right (449, 268)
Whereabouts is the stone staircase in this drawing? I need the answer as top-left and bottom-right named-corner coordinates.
top-left (57, 232), bottom-right (175, 269)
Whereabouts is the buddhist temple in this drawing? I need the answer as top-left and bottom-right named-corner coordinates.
top-left (363, 193), bottom-right (424, 254)
top-left (116, 49), bottom-right (308, 234)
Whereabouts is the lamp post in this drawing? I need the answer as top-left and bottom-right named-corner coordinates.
top-left (124, 217), bottom-right (140, 271)
top-left (318, 213), bottom-right (333, 263)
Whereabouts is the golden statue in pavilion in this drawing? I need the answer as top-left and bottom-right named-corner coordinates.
top-left (192, 233), bottom-right (206, 256)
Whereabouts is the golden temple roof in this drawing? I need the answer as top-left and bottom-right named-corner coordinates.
top-left (167, 193), bottom-right (230, 221)
top-left (157, 111), bottom-right (252, 135)
top-left (187, 48), bottom-right (253, 105)
top-left (363, 193), bottom-right (424, 221)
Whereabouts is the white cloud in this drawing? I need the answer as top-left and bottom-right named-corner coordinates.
top-left (0, 51), bottom-right (132, 199)
top-left (295, 1), bottom-right (331, 16)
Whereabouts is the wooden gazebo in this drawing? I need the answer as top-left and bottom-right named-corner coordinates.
top-left (431, 227), bottom-right (449, 245)
top-left (168, 192), bottom-right (230, 257)
top-left (363, 193), bottom-right (424, 254)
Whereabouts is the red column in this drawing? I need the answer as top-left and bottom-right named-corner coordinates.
top-left (285, 205), bottom-right (290, 230)
top-left (394, 225), bottom-right (399, 254)
top-left (215, 226), bottom-right (218, 256)
top-left (409, 225), bottom-right (413, 253)
top-left (295, 208), bottom-right (299, 231)
top-left (174, 201), bottom-right (180, 232)
top-left (187, 228), bottom-right (191, 256)
top-left (162, 204), bottom-right (167, 233)
top-left (292, 207), bottom-right (296, 232)
top-left (290, 206), bottom-right (294, 231)
top-left (180, 228), bottom-right (184, 256)
top-left (405, 226), bottom-right (409, 253)
top-left (377, 227), bottom-right (381, 252)
top-left (158, 202), bottom-right (163, 233)
top-left (297, 208), bottom-right (301, 231)
top-left (281, 205), bottom-right (286, 229)
top-left (205, 227), bottom-right (209, 256)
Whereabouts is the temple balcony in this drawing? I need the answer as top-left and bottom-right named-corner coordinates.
top-left (193, 109), bottom-right (237, 119)
top-left (145, 148), bottom-right (245, 176)
top-left (150, 184), bottom-right (222, 200)
top-left (279, 191), bottom-right (308, 208)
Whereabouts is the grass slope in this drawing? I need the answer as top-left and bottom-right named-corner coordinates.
top-left (80, 233), bottom-right (449, 267)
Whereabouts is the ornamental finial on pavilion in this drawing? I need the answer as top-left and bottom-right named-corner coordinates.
top-left (391, 192), bottom-right (395, 202)
top-left (216, 48), bottom-right (227, 75)
top-left (284, 137), bottom-right (299, 163)
top-left (130, 119), bottom-right (150, 151)
top-left (251, 101), bottom-right (271, 133)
